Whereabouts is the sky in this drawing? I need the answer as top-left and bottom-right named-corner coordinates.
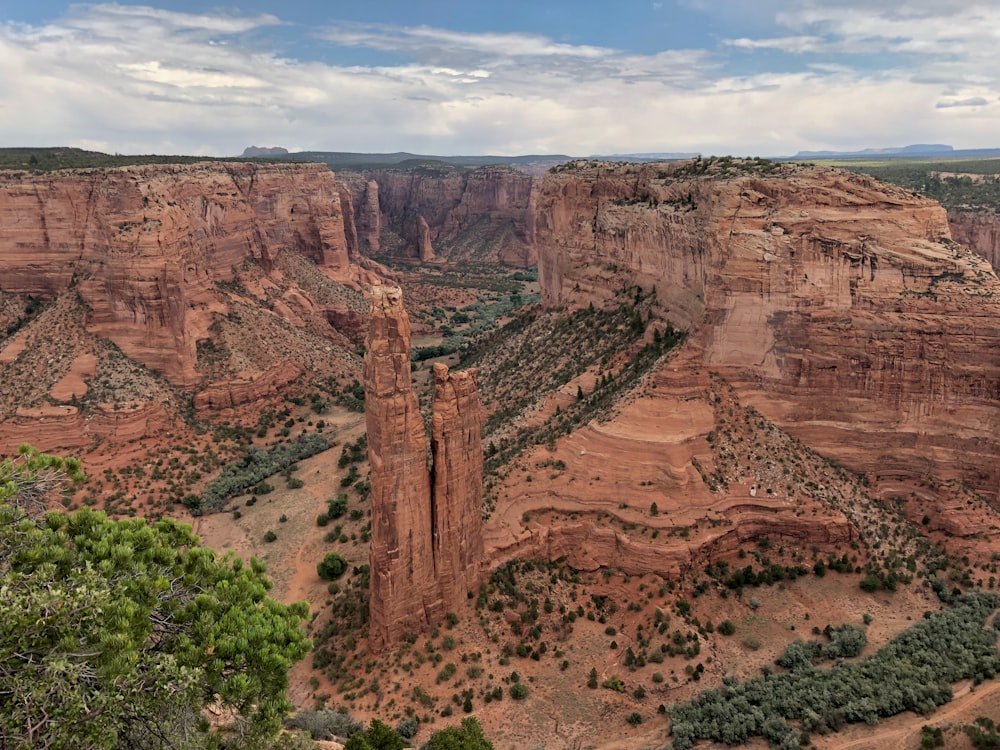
top-left (1, 1), bottom-right (999, 157)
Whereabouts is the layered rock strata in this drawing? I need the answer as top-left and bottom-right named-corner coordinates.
top-left (535, 160), bottom-right (1000, 502)
top-left (0, 161), bottom-right (357, 385)
top-left (365, 286), bottom-right (485, 647)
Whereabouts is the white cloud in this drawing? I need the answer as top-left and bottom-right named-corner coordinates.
top-left (1, 3), bottom-right (999, 156)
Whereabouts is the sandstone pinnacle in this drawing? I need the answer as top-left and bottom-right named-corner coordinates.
top-left (365, 286), bottom-right (485, 648)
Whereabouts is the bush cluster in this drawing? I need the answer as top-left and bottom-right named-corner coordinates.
top-left (670, 593), bottom-right (1000, 750)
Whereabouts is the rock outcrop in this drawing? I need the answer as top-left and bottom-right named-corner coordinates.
top-left (192, 359), bottom-right (304, 410)
top-left (365, 286), bottom-right (484, 647)
top-left (534, 159), bottom-right (1000, 503)
top-left (0, 161), bottom-right (357, 385)
top-left (359, 180), bottom-right (382, 252)
top-left (341, 166), bottom-right (537, 265)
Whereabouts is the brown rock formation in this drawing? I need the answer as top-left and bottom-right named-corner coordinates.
top-left (949, 208), bottom-right (1000, 271)
top-left (360, 180), bottom-right (382, 252)
top-left (365, 286), bottom-right (485, 647)
top-left (535, 159), bottom-right (1000, 503)
top-left (192, 359), bottom-right (304, 410)
top-left (337, 185), bottom-right (360, 260)
top-left (0, 161), bottom-right (356, 385)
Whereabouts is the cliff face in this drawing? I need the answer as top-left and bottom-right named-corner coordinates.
top-left (365, 287), bottom-right (485, 647)
top-left (536, 160), bottom-right (1000, 502)
top-left (0, 161), bottom-right (356, 385)
top-left (948, 208), bottom-right (1000, 271)
top-left (342, 166), bottom-right (537, 266)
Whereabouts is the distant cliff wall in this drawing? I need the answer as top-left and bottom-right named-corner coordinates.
top-left (341, 166), bottom-right (537, 266)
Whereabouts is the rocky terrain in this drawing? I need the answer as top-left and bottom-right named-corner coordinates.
top-left (5, 156), bottom-right (1000, 748)
top-left (949, 207), bottom-right (1000, 271)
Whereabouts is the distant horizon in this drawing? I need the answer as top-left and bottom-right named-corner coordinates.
top-left (7, 143), bottom-right (1000, 164)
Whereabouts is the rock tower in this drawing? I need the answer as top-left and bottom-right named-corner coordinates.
top-left (364, 285), bottom-right (484, 648)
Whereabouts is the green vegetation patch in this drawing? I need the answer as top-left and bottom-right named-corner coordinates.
top-left (194, 432), bottom-right (328, 515)
top-left (670, 592), bottom-right (1000, 749)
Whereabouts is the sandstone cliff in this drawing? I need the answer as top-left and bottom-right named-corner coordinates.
top-left (948, 208), bottom-right (1000, 271)
top-left (341, 166), bottom-right (537, 266)
top-left (0, 161), bottom-right (360, 386)
top-left (365, 287), bottom-right (485, 647)
top-left (534, 159), bottom-right (1000, 503)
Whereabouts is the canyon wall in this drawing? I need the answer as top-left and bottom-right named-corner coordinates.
top-left (948, 208), bottom-right (1000, 271)
top-left (535, 160), bottom-right (1000, 502)
top-left (365, 287), bottom-right (485, 647)
top-left (341, 166), bottom-right (537, 266)
top-left (0, 162), bottom-right (357, 385)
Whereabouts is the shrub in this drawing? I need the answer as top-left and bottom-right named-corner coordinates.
top-left (718, 620), bottom-right (736, 636)
top-left (626, 712), bottom-right (643, 726)
top-left (317, 552), bottom-right (348, 580)
top-left (509, 682), bottom-right (529, 700)
top-left (824, 623), bottom-right (867, 659)
top-left (263, 530), bottom-right (277, 543)
top-left (602, 677), bottom-right (625, 693)
top-left (287, 709), bottom-right (363, 740)
top-left (396, 717), bottom-right (419, 739)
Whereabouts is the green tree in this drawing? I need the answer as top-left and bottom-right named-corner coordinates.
top-left (317, 551), bottom-right (349, 580)
top-left (0, 446), bottom-right (311, 749)
top-left (425, 717), bottom-right (495, 750)
top-left (343, 719), bottom-right (404, 750)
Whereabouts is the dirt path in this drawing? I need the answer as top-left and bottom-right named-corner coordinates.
top-left (815, 679), bottom-right (1000, 750)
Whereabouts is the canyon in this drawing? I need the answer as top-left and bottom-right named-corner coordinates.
top-left (6, 154), bottom-right (1000, 747)
top-left (0, 161), bottom-right (368, 388)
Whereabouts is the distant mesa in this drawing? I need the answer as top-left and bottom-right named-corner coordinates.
top-left (241, 145), bottom-right (289, 157)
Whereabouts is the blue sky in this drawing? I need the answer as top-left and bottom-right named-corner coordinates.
top-left (1, 1), bottom-right (998, 156)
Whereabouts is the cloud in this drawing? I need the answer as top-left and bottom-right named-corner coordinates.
top-left (322, 23), bottom-right (609, 61)
top-left (2, 3), bottom-right (1000, 156)
top-left (936, 97), bottom-right (988, 109)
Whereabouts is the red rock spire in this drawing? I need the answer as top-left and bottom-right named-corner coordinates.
top-left (365, 286), bottom-right (484, 648)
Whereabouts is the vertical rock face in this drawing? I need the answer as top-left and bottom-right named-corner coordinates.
top-left (342, 166), bottom-right (537, 265)
top-left (365, 287), bottom-right (485, 648)
top-left (365, 286), bottom-right (439, 646)
top-left (338, 185), bottom-right (359, 260)
top-left (431, 362), bottom-right (484, 608)
top-left (949, 208), bottom-right (1000, 271)
top-left (360, 180), bottom-right (382, 252)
